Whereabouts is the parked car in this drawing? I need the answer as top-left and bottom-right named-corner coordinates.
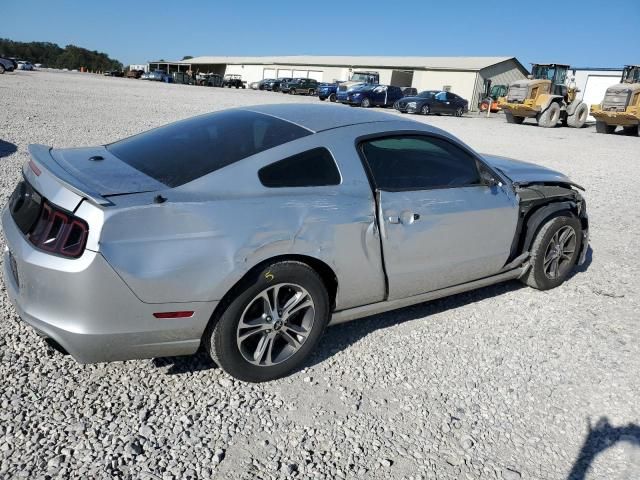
top-left (17, 61), bottom-right (35, 71)
top-left (104, 70), bottom-right (124, 77)
top-left (395, 90), bottom-right (469, 116)
top-left (250, 79), bottom-right (273, 90)
top-left (140, 72), bottom-right (151, 80)
top-left (342, 84), bottom-right (404, 108)
top-left (0, 57), bottom-right (15, 74)
top-left (1, 104), bottom-right (589, 382)
top-left (318, 83), bottom-right (339, 102)
top-left (263, 77), bottom-right (292, 92)
top-left (223, 74), bottom-right (246, 88)
top-left (148, 70), bottom-right (171, 82)
top-left (126, 69), bottom-right (144, 79)
top-left (281, 78), bottom-right (318, 95)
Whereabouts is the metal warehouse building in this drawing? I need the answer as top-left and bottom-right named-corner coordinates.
top-left (148, 56), bottom-right (528, 110)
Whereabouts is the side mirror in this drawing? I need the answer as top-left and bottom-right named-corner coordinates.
top-left (481, 169), bottom-right (502, 187)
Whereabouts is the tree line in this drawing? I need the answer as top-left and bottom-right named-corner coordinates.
top-left (0, 38), bottom-right (122, 71)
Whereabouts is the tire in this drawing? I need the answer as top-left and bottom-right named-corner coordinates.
top-left (622, 125), bottom-right (639, 136)
top-left (421, 104), bottom-right (430, 115)
top-left (328, 93), bottom-right (336, 102)
top-left (567, 102), bottom-right (588, 128)
top-left (206, 261), bottom-right (330, 382)
top-left (505, 111), bottom-right (524, 124)
top-left (537, 102), bottom-right (561, 128)
top-left (522, 215), bottom-right (582, 290)
top-left (0, 65), bottom-right (5, 74)
top-left (595, 121), bottom-right (616, 134)
top-left (308, 89), bottom-right (315, 96)
top-left (454, 107), bottom-right (464, 117)
top-left (361, 97), bottom-right (371, 108)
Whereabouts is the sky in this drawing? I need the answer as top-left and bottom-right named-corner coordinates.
top-left (3, 0), bottom-right (639, 69)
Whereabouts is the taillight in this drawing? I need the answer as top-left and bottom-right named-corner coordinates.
top-left (28, 201), bottom-right (88, 258)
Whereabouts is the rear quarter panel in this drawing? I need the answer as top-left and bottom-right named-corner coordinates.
top-left (98, 127), bottom-right (392, 310)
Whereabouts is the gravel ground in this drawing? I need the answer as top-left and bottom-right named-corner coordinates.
top-left (0, 70), bottom-right (639, 480)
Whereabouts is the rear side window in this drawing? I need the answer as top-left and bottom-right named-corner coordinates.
top-left (360, 136), bottom-right (480, 190)
top-left (259, 148), bottom-right (341, 188)
top-left (107, 110), bottom-right (311, 187)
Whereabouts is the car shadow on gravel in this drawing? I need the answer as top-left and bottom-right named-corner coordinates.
top-left (0, 140), bottom-right (17, 158)
top-left (566, 417), bottom-right (640, 480)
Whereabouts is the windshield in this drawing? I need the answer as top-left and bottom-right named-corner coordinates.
top-left (350, 73), bottom-right (375, 83)
top-left (107, 110), bottom-right (312, 187)
top-left (418, 91), bottom-right (436, 98)
top-left (622, 67), bottom-right (640, 84)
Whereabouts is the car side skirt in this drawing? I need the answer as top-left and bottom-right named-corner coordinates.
top-left (329, 265), bottom-right (527, 325)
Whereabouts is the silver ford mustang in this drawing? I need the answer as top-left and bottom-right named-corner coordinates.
top-left (2, 104), bottom-right (589, 382)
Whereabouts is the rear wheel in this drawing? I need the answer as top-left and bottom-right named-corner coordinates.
top-left (523, 215), bottom-right (582, 290)
top-left (328, 93), bottom-right (336, 102)
top-left (454, 107), bottom-right (464, 117)
top-left (421, 104), bottom-right (430, 115)
top-left (206, 261), bottom-right (329, 382)
top-left (308, 89), bottom-right (315, 96)
top-left (596, 121), bottom-right (616, 134)
top-left (0, 65), bottom-right (5, 74)
top-left (505, 111), bottom-right (524, 124)
top-left (623, 125), bottom-right (639, 136)
top-left (290, 89), bottom-right (296, 95)
top-left (567, 102), bottom-right (588, 128)
top-left (537, 102), bottom-right (561, 128)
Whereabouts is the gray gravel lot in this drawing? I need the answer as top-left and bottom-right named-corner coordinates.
top-left (0, 70), bottom-right (639, 480)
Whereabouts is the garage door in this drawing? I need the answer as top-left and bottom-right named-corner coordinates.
top-left (263, 68), bottom-right (276, 79)
top-left (583, 75), bottom-right (618, 122)
top-left (307, 71), bottom-right (323, 82)
top-left (277, 69), bottom-right (292, 78)
top-left (292, 70), bottom-right (308, 78)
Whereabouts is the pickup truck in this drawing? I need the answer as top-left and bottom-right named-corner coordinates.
top-left (337, 71), bottom-right (380, 103)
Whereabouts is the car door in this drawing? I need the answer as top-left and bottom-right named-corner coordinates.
top-left (359, 135), bottom-right (519, 299)
top-left (371, 85), bottom-right (387, 105)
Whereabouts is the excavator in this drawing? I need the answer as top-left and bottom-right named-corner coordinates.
top-left (499, 63), bottom-right (588, 128)
top-left (590, 65), bottom-right (640, 135)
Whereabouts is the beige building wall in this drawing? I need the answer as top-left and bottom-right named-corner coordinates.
top-left (412, 70), bottom-right (478, 102)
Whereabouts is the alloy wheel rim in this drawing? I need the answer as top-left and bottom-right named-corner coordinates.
top-left (422, 105), bottom-right (429, 114)
top-left (236, 283), bottom-right (315, 367)
top-left (543, 225), bottom-right (577, 280)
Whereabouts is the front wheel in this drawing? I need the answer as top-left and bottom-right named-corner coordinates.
top-left (206, 261), bottom-right (329, 382)
top-left (522, 215), bottom-right (582, 290)
top-left (421, 104), bottom-right (430, 115)
top-left (567, 103), bottom-right (588, 128)
top-left (361, 97), bottom-right (371, 108)
top-left (328, 93), bottom-right (336, 102)
top-left (537, 102), bottom-right (561, 128)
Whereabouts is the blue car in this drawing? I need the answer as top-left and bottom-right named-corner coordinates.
top-left (318, 83), bottom-right (338, 102)
top-left (342, 84), bottom-right (405, 108)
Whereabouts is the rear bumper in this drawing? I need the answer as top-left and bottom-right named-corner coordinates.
top-left (1, 205), bottom-right (217, 363)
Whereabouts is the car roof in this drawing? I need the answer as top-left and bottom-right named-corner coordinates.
top-left (244, 104), bottom-right (419, 133)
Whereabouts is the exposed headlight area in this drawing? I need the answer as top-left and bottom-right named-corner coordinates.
top-left (407, 101), bottom-right (417, 108)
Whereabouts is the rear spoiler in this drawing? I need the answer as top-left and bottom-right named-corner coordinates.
top-left (27, 144), bottom-right (114, 207)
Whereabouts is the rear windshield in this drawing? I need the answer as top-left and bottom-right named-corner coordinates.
top-left (107, 110), bottom-right (311, 187)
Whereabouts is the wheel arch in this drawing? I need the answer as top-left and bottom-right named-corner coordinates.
top-left (517, 200), bottom-right (585, 256)
top-left (204, 254), bottom-right (338, 337)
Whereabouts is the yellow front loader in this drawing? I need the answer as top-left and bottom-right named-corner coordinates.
top-left (590, 65), bottom-right (640, 135)
top-left (499, 64), bottom-right (588, 128)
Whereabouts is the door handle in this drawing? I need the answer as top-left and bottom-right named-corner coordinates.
top-left (387, 212), bottom-right (420, 225)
